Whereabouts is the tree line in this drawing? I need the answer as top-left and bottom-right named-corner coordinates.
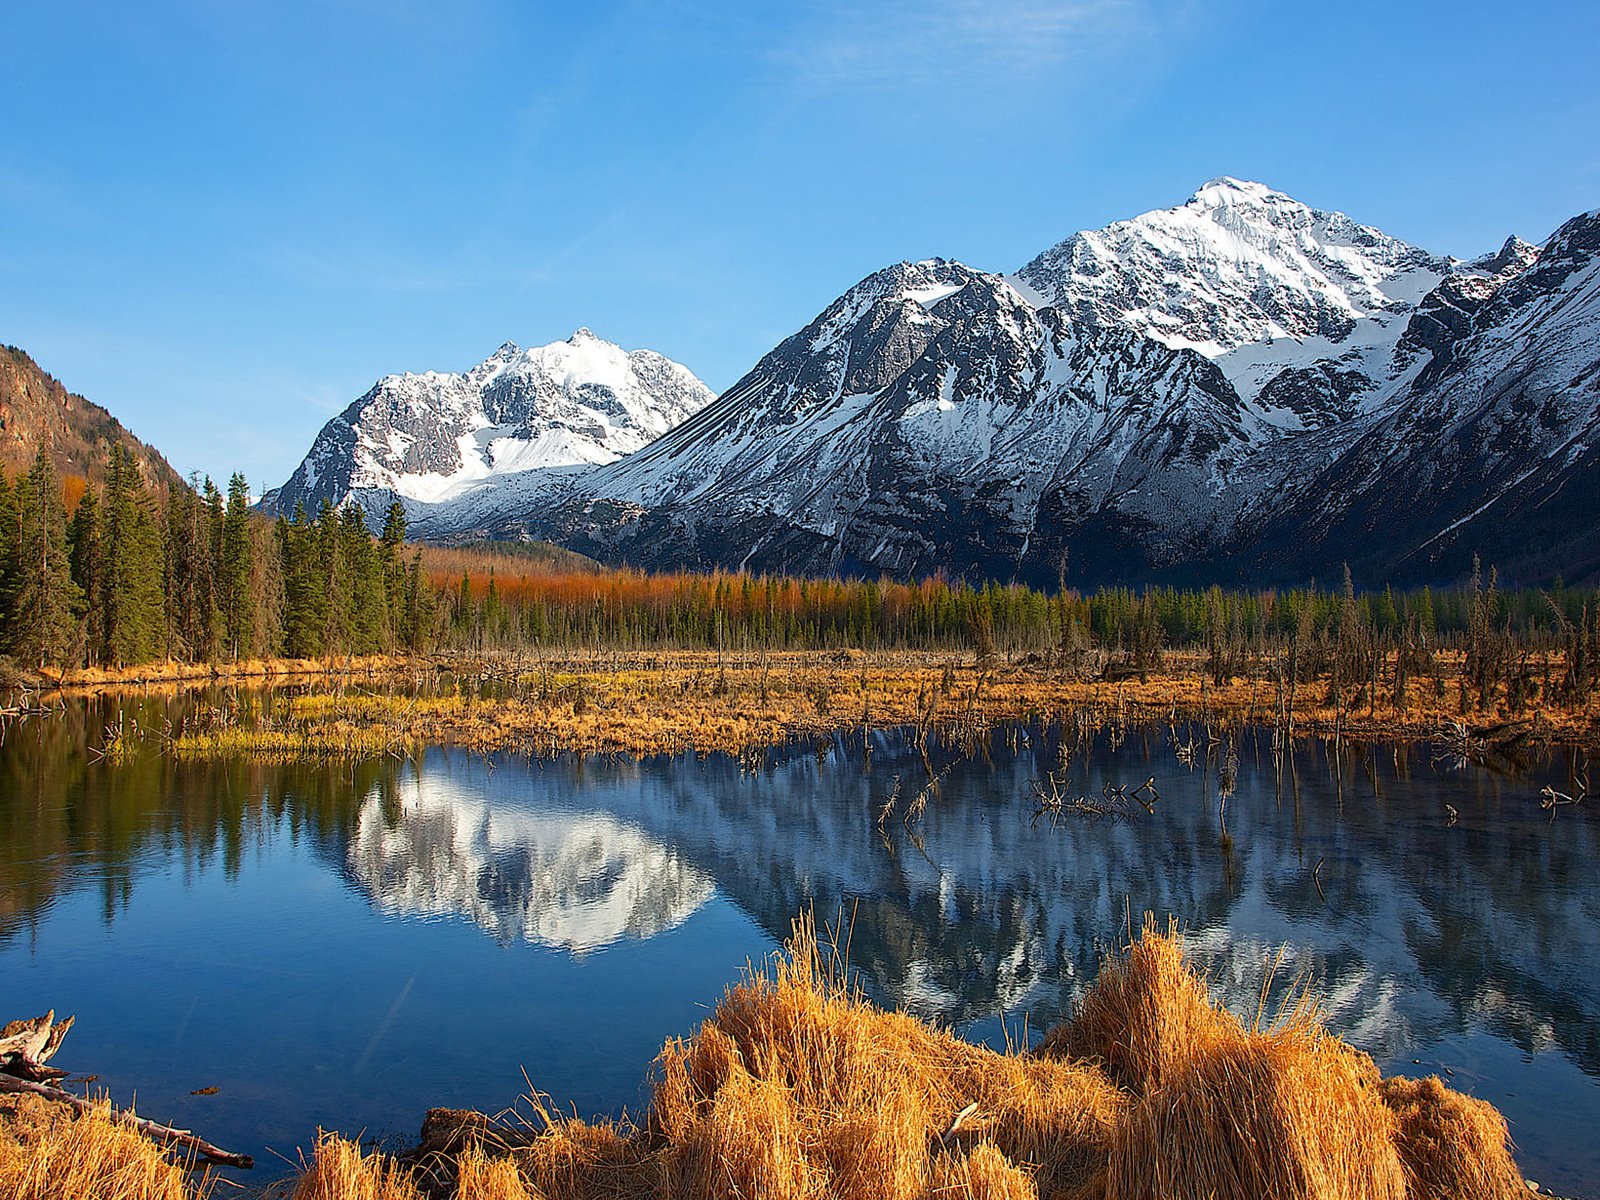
top-left (2, 446), bottom-right (1596, 708)
top-left (0, 449), bottom-right (432, 669)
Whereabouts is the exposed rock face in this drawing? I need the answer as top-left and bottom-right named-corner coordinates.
top-left (0, 346), bottom-right (181, 491)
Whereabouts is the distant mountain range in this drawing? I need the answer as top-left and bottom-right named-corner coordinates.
top-left (10, 178), bottom-right (1594, 587)
top-left (267, 178), bottom-right (1598, 586)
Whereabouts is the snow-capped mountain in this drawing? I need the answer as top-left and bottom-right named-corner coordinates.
top-left (533, 258), bottom-right (1264, 580)
top-left (263, 329), bottom-right (713, 532)
top-left (1248, 209), bottom-right (1600, 584)
top-left (525, 182), bottom-right (1595, 586)
top-left (274, 180), bottom-right (1597, 585)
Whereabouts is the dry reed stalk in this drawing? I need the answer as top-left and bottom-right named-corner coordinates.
top-left (641, 916), bottom-right (1124, 1200)
top-left (291, 1131), bottom-right (424, 1200)
top-left (954, 1054), bottom-right (1126, 1200)
top-left (1036, 917), bottom-right (1242, 1095)
top-left (664, 1070), bottom-right (809, 1199)
top-left (1380, 1075), bottom-right (1528, 1200)
top-left (1103, 1028), bottom-right (1405, 1200)
top-left (455, 1147), bottom-right (540, 1200)
top-left (0, 1094), bottom-right (206, 1200)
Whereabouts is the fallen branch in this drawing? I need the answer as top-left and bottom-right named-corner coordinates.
top-left (2, 1010), bottom-right (252, 1170)
top-left (0, 1073), bottom-right (253, 1169)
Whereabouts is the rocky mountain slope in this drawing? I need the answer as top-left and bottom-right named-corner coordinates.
top-left (0, 345), bottom-right (182, 492)
top-left (263, 329), bottom-right (713, 532)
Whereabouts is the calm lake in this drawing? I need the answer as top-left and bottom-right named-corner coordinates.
top-left (2, 690), bottom-right (1596, 1193)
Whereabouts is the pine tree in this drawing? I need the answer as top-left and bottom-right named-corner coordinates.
top-left (0, 472), bottom-right (17, 645)
top-left (340, 506), bottom-right (384, 654)
top-left (278, 505), bottom-right (326, 658)
top-left (315, 499), bottom-right (347, 654)
top-left (165, 475), bottom-right (219, 661)
top-left (381, 501), bottom-right (407, 646)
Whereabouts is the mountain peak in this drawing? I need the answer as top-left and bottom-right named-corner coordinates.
top-left (1190, 176), bottom-right (1284, 206)
top-left (1017, 178), bottom-right (1445, 372)
top-left (570, 327), bottom-right (600, 344)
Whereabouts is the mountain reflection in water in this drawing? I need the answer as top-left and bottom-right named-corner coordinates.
top-left (345, 778), bottom-right (714, 951)
top-left (333, 731), bottom-right (1599, 1081)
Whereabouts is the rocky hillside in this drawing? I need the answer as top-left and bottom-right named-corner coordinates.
top-left (0, 346), bottom-right (182, 492)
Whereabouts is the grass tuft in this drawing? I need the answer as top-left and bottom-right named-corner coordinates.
top-left (1381, 1075), bottom-right (1528, 1200)
top-left (0, 1094), bottom-right (208, 1200)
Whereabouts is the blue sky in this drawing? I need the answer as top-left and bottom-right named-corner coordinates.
top-left (4, 0), bottom-right (1597, 489)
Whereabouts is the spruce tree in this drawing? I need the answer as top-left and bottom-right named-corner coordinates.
top-left (68, 484), bottom-right (104, 661)
top-left (165, 475), bottom-right (219, 661)
top-left (315, 499), bottom-right (347, 654)
top-left (13, 450), bottom-right (82, 667)
top-left (278, 506), bottom-right (325, 658)
top-left (340, 506), bottom-right (384, 654)
top-left (101, 445), bottom-right (166, 666)
top-left (221, 473), bottom-right (255, 659)
top-left (381, 501), bottom-right (407, 647)
top-left (0, 471), bottom-right (19, 650)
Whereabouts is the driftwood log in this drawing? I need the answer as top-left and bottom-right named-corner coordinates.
top-left (0, 1010), bottom-right (253, 1170)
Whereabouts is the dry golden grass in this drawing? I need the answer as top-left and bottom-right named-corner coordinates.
top-left (1105, 1025), bottom-right (1406, 1200)
top-left (1, 920), bottom-right (1542, 1200)
top-left (46, 654), bottom-right (413, 692)
top-left (454, 1148), bottom-right (541, 1200)
top-left (291, 1130), bottom-right (423, 1200)
top-left (925, 1141), bottom-right (1040, 1200)
top-left (1036, 918), bottom-right (1243, 1096)
top-left (0, 1093), bottom-right (210, 1200)
top-left (1381, 1076), bottom-right (1528, 1200)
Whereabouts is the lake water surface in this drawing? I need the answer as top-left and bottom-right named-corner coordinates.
top-left (1, 691), bottom-right (1596, 1193)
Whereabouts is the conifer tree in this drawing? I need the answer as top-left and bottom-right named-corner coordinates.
top-left (12, 450), bottom-right (81, 667)
top-left (381, 501), bottom-right (407, 646)
top-left (0, 472), bottom-right (17, 642)
top-left (314, 499), bottom-right (346, 654)
top-left (68, 483), bottom-right (104, 660)
top-left (340, 506), bottom-right (384, 653)
top-left (221, 473), bottom-right (256, 659)
top-left (278, 505), bottom-right (325, 658)
top-left (101, 445), bottom-right (166, 666)
top-left (165, 475), bottom-right (219, 660)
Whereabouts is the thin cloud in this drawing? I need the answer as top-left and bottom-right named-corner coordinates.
top-left (778, 0), bottom-right (1156, 92)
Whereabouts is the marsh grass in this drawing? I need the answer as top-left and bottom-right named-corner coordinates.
top-left (148, 648), bottom-right (1599, 763)
top-left (0, 1094), bottom-right (212, 1200)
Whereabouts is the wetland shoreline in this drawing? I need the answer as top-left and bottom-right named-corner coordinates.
top-left (18, 646), bottom-right (1590, 761)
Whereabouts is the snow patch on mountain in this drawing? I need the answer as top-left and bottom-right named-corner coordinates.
top-left (1016, 177), bottom-right (1453, 411)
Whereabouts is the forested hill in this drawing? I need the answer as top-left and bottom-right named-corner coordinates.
top-left (0, 346), bottom-right (182, 495)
